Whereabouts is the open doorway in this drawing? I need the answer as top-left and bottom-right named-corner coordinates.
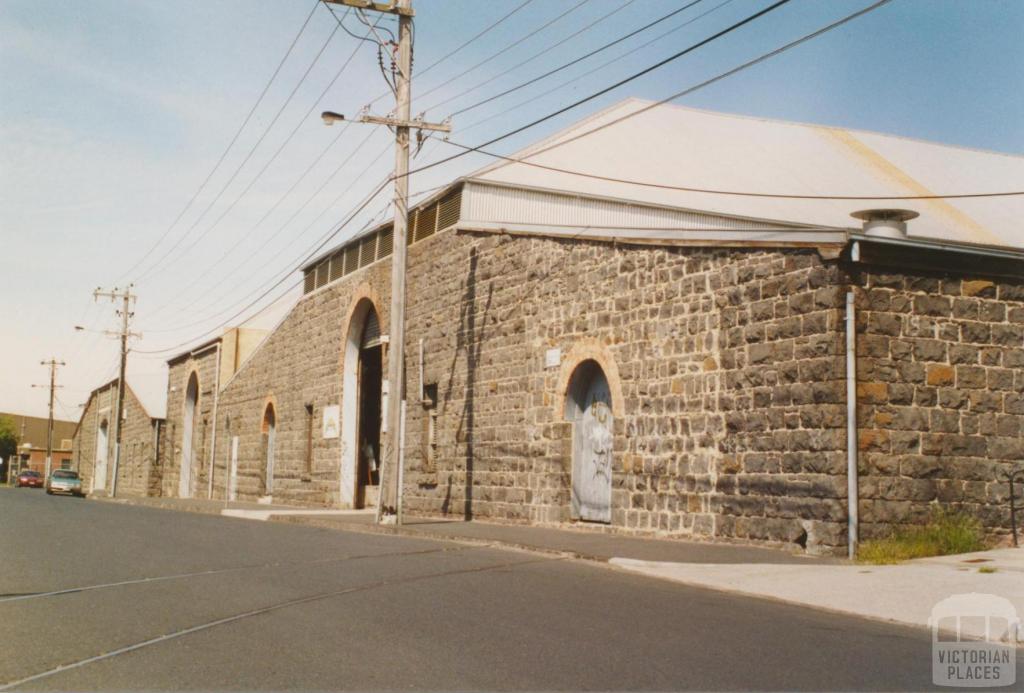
top-left (341, 299), bottom-right (383, 509)
top-left (356, 312), bottom-right (382, 508)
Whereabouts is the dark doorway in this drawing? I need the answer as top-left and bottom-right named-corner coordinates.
top-left (356, 312), bottom-right (383, 508)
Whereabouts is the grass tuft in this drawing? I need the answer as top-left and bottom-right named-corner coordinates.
top-left (858, 507), bottom-right (986, 565)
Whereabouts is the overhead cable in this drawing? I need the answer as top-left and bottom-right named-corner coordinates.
top-left (443, 3), bottom-right (1022, 200)
top-left (408, 0), bottom-right (794, 178)
top-left (118, 0), bottom-right (322, 283)
top-left (141, 130), bottom-right (386, 329)
top-left (133, 176), bottom-right (395, 355)
top-left (414, 0), bottom-right (592, 104)
top-left (363, 0), bottom-right (536, 108)
top-left (436, 0), bottom-right (699, 116)
top-left (140, 14), bottom-right (387, 319)
top-left (133, 17), bottom-right (342, 284)
top-left (457, 0), bottom-right (736, 135)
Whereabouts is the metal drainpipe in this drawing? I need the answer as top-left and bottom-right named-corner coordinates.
top-left (846, 291), bottom-right (859, 560)
top-left (207, 343), bottom-right (221, 500)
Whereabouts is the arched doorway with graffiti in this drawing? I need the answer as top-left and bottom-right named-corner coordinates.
top-left (565, 360), bottom-right (614, 523)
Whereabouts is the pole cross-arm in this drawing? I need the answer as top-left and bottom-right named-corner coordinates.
top-left (321, 0), bottom-right (413, 16)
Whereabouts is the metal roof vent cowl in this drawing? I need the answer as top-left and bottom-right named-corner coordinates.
top-left (851, 209), bottom-right (919, 239)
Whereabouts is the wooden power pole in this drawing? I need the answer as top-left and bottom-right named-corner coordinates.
top-left (322, 0), bottom-right (449, 525)
top-left (33, 359), bottom-right (65, 479)
top-left (94, 285), bottom-right (140, 498)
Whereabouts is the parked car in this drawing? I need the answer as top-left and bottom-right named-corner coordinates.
top-left (46, 470), bottom-right (85, 497)
top-left (16, 470), bottom-right (43, 488)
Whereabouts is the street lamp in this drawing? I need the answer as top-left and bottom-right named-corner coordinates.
top-left (321, 111), bottom-right (345, 126)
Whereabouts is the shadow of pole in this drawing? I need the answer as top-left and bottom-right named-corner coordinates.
top-left (451, 248), bottom-right (493, 521)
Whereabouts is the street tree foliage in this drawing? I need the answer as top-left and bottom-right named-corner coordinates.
top-left (0, 415), bottom-right (17, 461)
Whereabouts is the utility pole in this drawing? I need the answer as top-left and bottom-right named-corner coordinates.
top-left (32, 359), bottom-right (65, 479)
top-left (322, 0), bottom-right (449, 525)
top-left (93, 285), bottom-right (140, 498)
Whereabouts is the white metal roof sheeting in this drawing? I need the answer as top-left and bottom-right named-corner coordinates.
top-left (471, 99), bottom-right (1024, 250)
top-left (459, 179), bottom-right (847, 247)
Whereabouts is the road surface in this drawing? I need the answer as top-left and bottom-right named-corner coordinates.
top-left (0, 488), bottom-right (993, 690)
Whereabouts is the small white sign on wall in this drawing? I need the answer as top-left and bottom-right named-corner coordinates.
top-left (322, 405), bottom-right (340, 439)
top-left (545, 348), bottom-right (562, 369)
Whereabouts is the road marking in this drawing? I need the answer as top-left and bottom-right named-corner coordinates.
top-left (0, 555), bottom-right (557, 690)
top-left (0, 545), bottom-right (471, 605)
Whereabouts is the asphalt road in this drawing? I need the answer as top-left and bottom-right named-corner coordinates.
top-left (0, 487), bottom-right (1007, 691)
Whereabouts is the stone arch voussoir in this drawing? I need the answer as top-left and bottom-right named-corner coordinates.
top-left (555, 338), bottom-right (624, 421)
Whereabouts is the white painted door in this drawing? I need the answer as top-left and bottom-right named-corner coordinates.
top-left (571, 372), bottom-right (613, 523)
top-left (265, 423), bottom-right (276, 495)
top-left (180, 377), bottom-right (198, 498)
top-left (179, 418), bottom-right (193, 498)
top-left (94, 421), bottom-right (109, 493)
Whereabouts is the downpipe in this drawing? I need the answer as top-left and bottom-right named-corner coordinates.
top-left (208, 343), bottom-right (221, 500)
top-left (846, 291), bottom-right (859, 560)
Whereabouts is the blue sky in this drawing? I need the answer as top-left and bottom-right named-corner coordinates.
top-left (1, 0), bottom-right (1022, 420)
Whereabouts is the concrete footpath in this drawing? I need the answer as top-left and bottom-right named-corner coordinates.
top-left (93, 494), bottom-right (1023, 644)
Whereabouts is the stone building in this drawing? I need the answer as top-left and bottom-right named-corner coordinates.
top-left (161, 327), bottom-right (267, 499)
top-left (73, 379), bottom-right (164, 496)
top-left (163, 101), bottom-right (1024, 554)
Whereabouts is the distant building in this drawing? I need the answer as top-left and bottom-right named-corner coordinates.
top-left (73, 379), bottom-right (164, 497)
top-left (1, 412), bottom-right (76, 480)
top-left (160, 101), bottom-right (1024, 554)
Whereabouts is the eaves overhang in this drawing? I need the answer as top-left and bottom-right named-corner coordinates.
top-left (846, 232), bottom-right (1024, 279)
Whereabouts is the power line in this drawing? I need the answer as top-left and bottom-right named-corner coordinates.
top-left (141, 122), bottom-right (355, 320)
top-left (457, 0), bottom-right (736, 135)
top-left (118, 0), bottom-right (323, 283)
top-left (137, 0), bottom-right (783, 349)
top-left (139, 13), bottom-right (386, 321)
top-left (139, 132), bottom-right (390, 332)
top-left (416, 0), bottom-right (535, 78)
top-left (135, 171), bottom-right (448, 350)
top-left (414, 0), bottom-right (592, 105)
top-left (443, 2), bottom-right (1022, 200)
top-left (133, 0), bottom-right (899, 357)
top-left (445, 141), bottom-right (1024, 200)
top-left (362, 0), bottom-right (537, 109)
top-left (408, 0), bottom-right (795, 178)
top-left (133, 16), bottom-right (343, 284)
top-left (133, 175), bottom-right (395, 355)
top-left (434, 0), bottom-right (698, 117)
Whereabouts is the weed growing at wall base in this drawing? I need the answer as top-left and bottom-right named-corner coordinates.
top-left (859, 507), bottom-right (986, 564)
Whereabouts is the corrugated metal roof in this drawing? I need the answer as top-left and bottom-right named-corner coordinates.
top-left (472, 99), bottom-right (1024, 250)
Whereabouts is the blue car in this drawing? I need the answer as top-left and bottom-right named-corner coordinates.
top-left (46, 470), bottom-right (85, 497)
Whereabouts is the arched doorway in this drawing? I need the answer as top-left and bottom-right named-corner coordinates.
top-left (565, 360), bottom-right (614, 523)
top-left (179, 372), bottom-right (199, 498)
top-left (94, 418), bottom-right (109, 493)
top-left (341, 299), bottom-right (383, 508)
top-left (261, 403), bottom-right (276, 496)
